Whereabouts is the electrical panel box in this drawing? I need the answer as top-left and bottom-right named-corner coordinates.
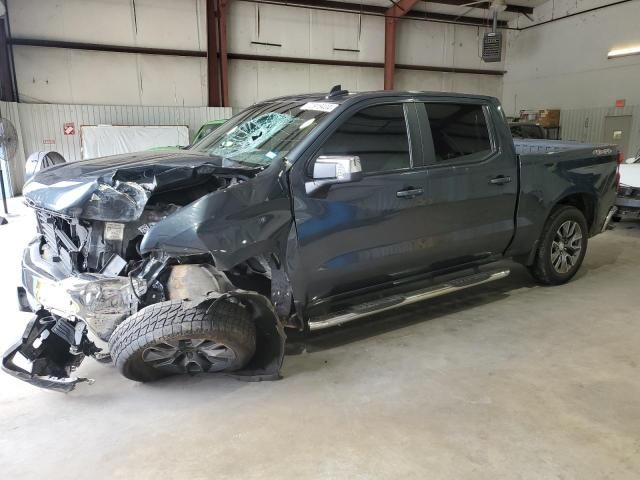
top-left (482, 32), bottom-right (502, 62)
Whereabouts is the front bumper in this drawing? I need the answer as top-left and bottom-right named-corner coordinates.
top-left (2, 310), bottom-right (98, 393)
top-left (21, 237), bottom-right (146, 341)
top-left (3, 238), bottom-right (145, 393)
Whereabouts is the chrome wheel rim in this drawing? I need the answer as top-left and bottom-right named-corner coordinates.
top-left (551, 220), bottom-right (583, 274)
top-left (142, 338), bottom-right (236, 374)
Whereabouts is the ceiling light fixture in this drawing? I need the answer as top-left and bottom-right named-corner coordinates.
top-left (608, 45), bottom-right (640, 58)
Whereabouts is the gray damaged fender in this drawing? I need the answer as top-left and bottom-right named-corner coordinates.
top-left (139, 161), bottom-right (293, 270)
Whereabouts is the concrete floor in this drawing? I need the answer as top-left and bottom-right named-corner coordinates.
top-left (1, 197), bottom-right (639, 479)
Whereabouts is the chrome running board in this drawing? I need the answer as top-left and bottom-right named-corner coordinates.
top-left (308, 268), bottom-right (510, 331)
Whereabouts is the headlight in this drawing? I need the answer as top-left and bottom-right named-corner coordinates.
top-left (81, 181), bottom-right (148, 221)
top-left (32, 274), bottom-right (148, 340)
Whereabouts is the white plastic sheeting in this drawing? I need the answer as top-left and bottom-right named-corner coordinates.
top-left (81, 125), bottom-right (189, 159)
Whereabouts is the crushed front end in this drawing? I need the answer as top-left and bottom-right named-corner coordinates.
top-left (4, 205), bottom-right (162, 392)
top-left (3, 151), bottom-right (289, 392)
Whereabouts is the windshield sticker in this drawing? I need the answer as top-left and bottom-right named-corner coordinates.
top-left (265, 151), bottom-right (277, 159)
top-left (300, 102), bottom-right (338, 112)
top-left (210, 112), bottom-right (293, 158)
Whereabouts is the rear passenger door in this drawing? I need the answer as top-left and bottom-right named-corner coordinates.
top-left (416, 99), bottom-right (518, 270)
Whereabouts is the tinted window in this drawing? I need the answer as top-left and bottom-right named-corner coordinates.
top-left (320, 104), bottom-right (411, 173)
top-left (424, 103), bottom-right (492, 162)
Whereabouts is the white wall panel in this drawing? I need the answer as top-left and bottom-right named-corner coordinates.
top-left (395, 70), bottom-right (446, 92)
top-left (396, 20), bottom-right (452, 67)
top-left (133, 0), bottom-right (203, 50)
top-left (308, 65), bottom-right (382, 94)
top-left (8, 0), bottom-right (203, 50)
top-left (451, 73), bottom-right (503, 98)
top-left (14, 45), bottom-right (207, 107)
top-left (230, 58), bottom-right (498, 109)
top-left (12, 46), bottom-right (75, 104)
top-left (309, 11), bottom-right (384, 64)
top-left (8, 0), bottom-right (506, 109)
top-left (66, 50), bottom-right (141, 106)
top-left (503, 1), bottom-right (640, 114)
top-left (8, 0), bottom-right (136, 45)
top-left (228, 2), bottom-right (311, 58)
top-left (9, 0), bottom-right (207, 107)
top-left (138, 55), bottom-right (207, 107)
top-left (257, 61), bottom-right (310, 100)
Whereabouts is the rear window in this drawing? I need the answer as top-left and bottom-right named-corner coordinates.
top-left (424, 103), bottom-right (492, 163)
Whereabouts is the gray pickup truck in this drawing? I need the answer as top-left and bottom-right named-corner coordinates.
top-left (3, 87), bottom-right (619, 392)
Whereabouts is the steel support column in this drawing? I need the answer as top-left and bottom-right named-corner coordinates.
top-left (383, 16), bottom-right (396, 90)
top-left (218, 0), bottom-right (229, 107)
top-left (0, 18), bottom-right (17, 102)
top-left (207, 0), bottom-right (221, 107)
top-left (384, 0), bottom-right (418, 90)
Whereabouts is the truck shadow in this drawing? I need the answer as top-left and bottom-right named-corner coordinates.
top-left (576, 221), bottom-right (639, 278)
top-left (286, 262), bottom-right (536, 356)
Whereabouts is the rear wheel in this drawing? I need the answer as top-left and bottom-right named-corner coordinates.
top-left (109, 300), bottom-right (256, 382)
top-left (528, 205), bottom-right (588, 285)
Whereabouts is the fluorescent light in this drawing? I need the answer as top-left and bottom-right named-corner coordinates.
top-left (608, 45), bottom-right (640, 58)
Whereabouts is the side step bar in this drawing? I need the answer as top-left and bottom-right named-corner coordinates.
top-left (308, 268), bottom-right (510, 331)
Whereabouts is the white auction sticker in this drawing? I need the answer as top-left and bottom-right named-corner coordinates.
top-left (104, 222), bottom-right (125, 241)
top-left (300, 102), bottom-right (339, 112)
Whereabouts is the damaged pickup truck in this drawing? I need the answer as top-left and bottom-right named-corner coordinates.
top-left (3, 87), bottom-right (620, 392)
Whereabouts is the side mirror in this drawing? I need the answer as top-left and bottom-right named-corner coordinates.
top-left (305, 155), bottom-right (363, 194)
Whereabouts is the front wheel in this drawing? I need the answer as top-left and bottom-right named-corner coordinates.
top-left (108, 300), bottom-right (256, 382)
top-left (528, 205), bottom-right (588, 285)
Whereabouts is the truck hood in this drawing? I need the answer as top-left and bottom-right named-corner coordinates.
top-left (22, 151), bottom-right (262, 221)
top-left (619, 163), bottom-right (640, 188)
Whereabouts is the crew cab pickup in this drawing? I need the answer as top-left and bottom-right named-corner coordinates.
top-left (3, 88), bottom-right (620, 392)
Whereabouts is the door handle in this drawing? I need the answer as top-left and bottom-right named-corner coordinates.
top-left (489, 175), bottom-right (512, 185)
top-left (396, 188), bottom-right (424, 199)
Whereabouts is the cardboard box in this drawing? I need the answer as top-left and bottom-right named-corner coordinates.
top-left (518, 109), bottom-right (560, 128)
top-left (538, 109), bottom-right (560, 128)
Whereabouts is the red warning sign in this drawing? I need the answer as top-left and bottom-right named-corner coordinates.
top-left (63, 122), bottom-right (76, 135)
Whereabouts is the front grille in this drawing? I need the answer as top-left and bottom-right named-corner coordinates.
top-left (34, 208), bottom-right (88, 271)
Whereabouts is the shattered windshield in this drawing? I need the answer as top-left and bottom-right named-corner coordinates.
top-left (191, 101), bottom-right (336, 166)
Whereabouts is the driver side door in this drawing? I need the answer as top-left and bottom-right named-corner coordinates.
top-left (287, 100), bottom-right (431, 307)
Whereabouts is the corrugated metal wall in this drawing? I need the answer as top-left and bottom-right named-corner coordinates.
top-left (560, 105), bottom-right (640, 156)
top-left (0, 102), bottom-right (232, 196)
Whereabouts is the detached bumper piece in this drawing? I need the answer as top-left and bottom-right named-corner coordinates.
top-left (2, 309), bottom-right (101, 393)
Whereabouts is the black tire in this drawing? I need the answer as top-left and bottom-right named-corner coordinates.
top-left (528, 205), bottom-right (588, 285)
top-left (108, 300), bottom-right (256, 382)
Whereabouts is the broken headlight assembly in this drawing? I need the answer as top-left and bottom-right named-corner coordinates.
top-left (31, 274), bottom-right (147, 341)
top-left (81, 181), bottom-right (149, 222)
